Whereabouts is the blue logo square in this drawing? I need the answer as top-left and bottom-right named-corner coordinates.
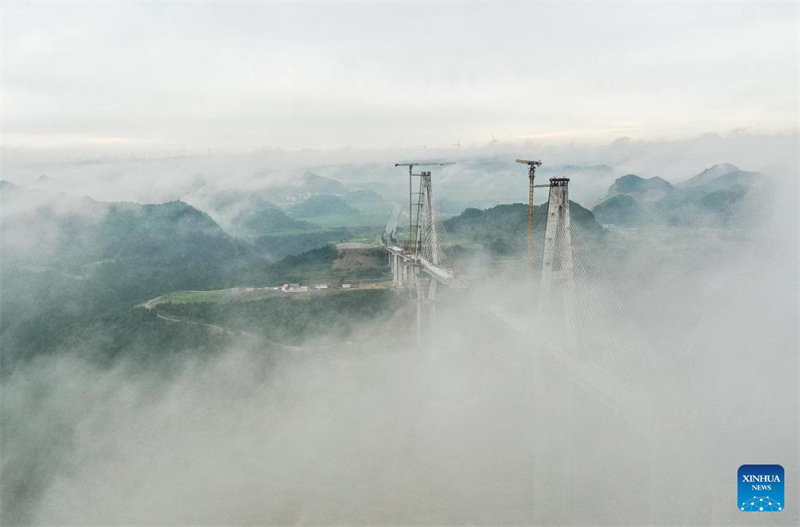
top-left (738, 464), bottom-right (784, 512)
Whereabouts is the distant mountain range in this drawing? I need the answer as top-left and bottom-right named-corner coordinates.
top-left (183, 172), bottom-right (389, 238)
top-left (188, 190), bottom-right (315, 236)
top-left (1, 181), bottom-right (243, 271)
top-left (2, 162), bottom-right (766, 272)
top-left (290, 194), bottom-right (358, 217)
top-left (591, 164), bottom-right (770, 227)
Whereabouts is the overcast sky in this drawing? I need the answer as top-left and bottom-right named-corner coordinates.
top-left (2, 2), bottom-right (798, 157)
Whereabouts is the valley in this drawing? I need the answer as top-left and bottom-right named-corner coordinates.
top-left (0, 159), bottom-right (771, 371)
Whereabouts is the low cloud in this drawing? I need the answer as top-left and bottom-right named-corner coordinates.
top-left (1, 136), bottom-right (797, 524)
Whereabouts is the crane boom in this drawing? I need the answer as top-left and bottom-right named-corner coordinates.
top-left (516, 158), bottom-right (543, 273)
top-left (395, 162), bottom-right (456, 167)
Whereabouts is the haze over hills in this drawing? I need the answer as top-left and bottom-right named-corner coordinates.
top-left (0, 180), bottom-right (390, 374)
top-left (1, 154), bottom-right (794, 525)
top-left (680, 163), bottom-right (741, 188)
top-left (445, 201), bottom-right (604, 256)
top-left (187, 190), bottom-right (315, 236)
top-left (8, 158), bottom-right (756, 323)
top-left (3, 1), bottom-right (798, 522)
top-left (1, 167), bottom-right (615, 376)
top-left (605, 174), bottom-right (674, 202)
top-left (2, 160), bottom-right (770, 276)
top-left (591, 163), bottom-right (770, 227)
top-left (1, 182), bottom-right (241, 269)
top-left (291, 194), bottom-right (358, 218)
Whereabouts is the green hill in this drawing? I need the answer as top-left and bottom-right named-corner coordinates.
top-left (592, 164), bottom-right (770, 227)
top-left (606, 174), bottom-right (675, 202)
top-left (190, 190), bottom-right (315, 235)
top-left (297, 172), bottom-right (346, 194)
top-left (1, 183), bottom-right (241, 270)
top-left (291, 194), bottom-right (358, 217)
top-left (679, 163), bottom-right (740, 188)
top-left (232, 200), bottom-right (314, 234)
top-left (592, 194), bottom-right (647, 226)
top-left (445, 200), bottom-right (604, 255)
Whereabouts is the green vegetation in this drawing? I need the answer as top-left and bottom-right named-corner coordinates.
top-left (232, 201), bottom-right (315, 235)
top-left (161, 289), bottom-right (401, 345)
top-left (299, 213), bottom-right (389, 230)
top-left (156, 290), bottom-right (233, 304)
top-left (284, 190), bottom-right (392, 232)
top-left (592, 195), bottom-right (644, 226)
top-left (444, 201), bottom-right (605, 255)
top-left (291, 194), bottom-right (358, 217)
top-left (591, 165), bottom-right (769, 227)
top-left (0, 235), bottom-right (392, 374)
top-left (254, 228), bottom-right (350, 260)
top-left (0, 298), bottom-right (235, 374)
top-left (4, 178), bottom-right (622, 376)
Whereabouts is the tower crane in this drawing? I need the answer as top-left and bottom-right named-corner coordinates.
top-left (516, 158), bottom-right (543, 272)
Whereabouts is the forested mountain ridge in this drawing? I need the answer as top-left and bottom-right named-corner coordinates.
top-left (444, 200), bottom-right (604, 255)
top-left (2, 181), bottom-right (243, 269)
top-left (591, 164), bottom-right (770, 227)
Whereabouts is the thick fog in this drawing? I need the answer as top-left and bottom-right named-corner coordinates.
top-left (1, 136), bottom-right (797, 524)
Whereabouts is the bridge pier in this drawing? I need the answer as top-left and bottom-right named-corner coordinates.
top-left (388, 162), bottom-right (457, 348)
top-left (416, 285), bottom-right (423, 347)
top-left (538, 178), bottom-right (578, 354)
top-left (397, 256), bottom-right (402, 287)
top-left (385, 252), bottom-right (454, 346)
top-left (389, 252), bottom-right (408, 288)
top-left (413, 272), bottom-right (439, 347)
top-left (534, 177), bottom-right (580, 517)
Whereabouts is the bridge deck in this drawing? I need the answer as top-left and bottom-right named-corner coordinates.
top-left (386, 246), bottom-right (455, 285)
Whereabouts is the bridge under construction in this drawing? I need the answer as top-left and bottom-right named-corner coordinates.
top-left (381, 158), bottom-right (678, 517)
top-left (385, 159), bottom-right (583, 346)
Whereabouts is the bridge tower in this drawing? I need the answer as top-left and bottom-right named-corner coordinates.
top-left (412, 170), bottom-right (441, 345)
top-left (413, 171), bottom-right (445, 265)
top-left (533, 177), bottom-right (579, 512)
top-left (391, 162), bottom-right (456, 346)
top-left (539, 178), bottom-right (577, 350)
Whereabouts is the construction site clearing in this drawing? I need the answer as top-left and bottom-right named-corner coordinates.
top-left (141, 281), bottom-right (388, 310)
